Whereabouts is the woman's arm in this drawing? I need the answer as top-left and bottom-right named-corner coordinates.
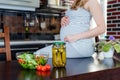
top-left (64, 0), bottom-right (106, 42)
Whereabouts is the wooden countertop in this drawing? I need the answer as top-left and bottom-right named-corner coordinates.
top-left (0, 56), bottom-right (120, 80)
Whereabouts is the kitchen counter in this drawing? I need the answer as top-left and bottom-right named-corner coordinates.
top-left (0, 55), bottom-right (120, 80)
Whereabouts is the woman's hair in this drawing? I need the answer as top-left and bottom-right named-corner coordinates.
top-left (71, 0), bottom-right (88, 10)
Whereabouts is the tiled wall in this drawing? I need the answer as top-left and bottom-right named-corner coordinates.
top-left (107, 0), bottom-right (120, 39)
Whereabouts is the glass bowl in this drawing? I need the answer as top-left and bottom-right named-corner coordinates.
top-left (16, 51), bottom-right (49, 69)
top-left (34, 51), bottom-right (49, 66)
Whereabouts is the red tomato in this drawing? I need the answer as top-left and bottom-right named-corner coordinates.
top-left (36, 65), bottom-right (51, 71)
top-left (41, 66), bottom-right (47, 71)
top-left (45, 64), bottom-right (51, 71)
top-left (36, 65), bottom-right (43, 71)
top-left (18, 59), bottom-right (23, 63)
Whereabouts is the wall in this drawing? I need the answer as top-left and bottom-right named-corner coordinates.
top-left (107, 0), bottom-right (120, 39)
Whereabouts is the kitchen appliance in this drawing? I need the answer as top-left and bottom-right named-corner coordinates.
top-left (0, 0), bottom-right (39, 11)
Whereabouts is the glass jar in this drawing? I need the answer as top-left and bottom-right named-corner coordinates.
top-left (52, 42), bottom-right (66, 67)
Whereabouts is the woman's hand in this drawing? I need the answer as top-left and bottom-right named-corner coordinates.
top-left (64, 34), bottom-right (79, 43)
top-left (61, 16), bottom-right (69, 27)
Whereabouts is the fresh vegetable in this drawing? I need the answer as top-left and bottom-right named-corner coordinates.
top-left (41, 66), bottom-right (47, 71)
top-left (18, 59), bottom-right (24, 63)
top-left (45, 64), bottom-right (51, 71)
top-left (36, 65), bottom-right (43, 71)
top-left (36, 64), bottom-right (51, 71)
top-left (35, 55), bottom-right (48, 66)
top-left (17, 52), bottom-right (50, 70)
top-left (36, 64), bottom-right (51, 77)
top-left (17, 52), bottom-right (38, 69)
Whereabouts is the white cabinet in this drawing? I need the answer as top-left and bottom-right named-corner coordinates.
top-left (0, 0), bottom-right (40, 11)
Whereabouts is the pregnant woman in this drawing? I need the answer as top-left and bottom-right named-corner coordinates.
top-left (35, 0), bottom-right (106, 58)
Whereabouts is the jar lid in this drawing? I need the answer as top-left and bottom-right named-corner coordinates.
top-left (53, 41), bottom-right (65, 45)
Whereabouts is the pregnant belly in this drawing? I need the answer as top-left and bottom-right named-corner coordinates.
top-left (60, 24), bottom-right (89, 41)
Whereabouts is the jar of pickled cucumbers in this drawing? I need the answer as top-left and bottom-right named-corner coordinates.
top-left (52, 42), bottom-right (66, 67)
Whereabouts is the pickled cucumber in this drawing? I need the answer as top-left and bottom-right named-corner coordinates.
top-left (61, 51), bottom-right (66, 66)
top-left (57, 52), bottom-right (63, 67)
top-left (52, 48), bottom-right (58, 67)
